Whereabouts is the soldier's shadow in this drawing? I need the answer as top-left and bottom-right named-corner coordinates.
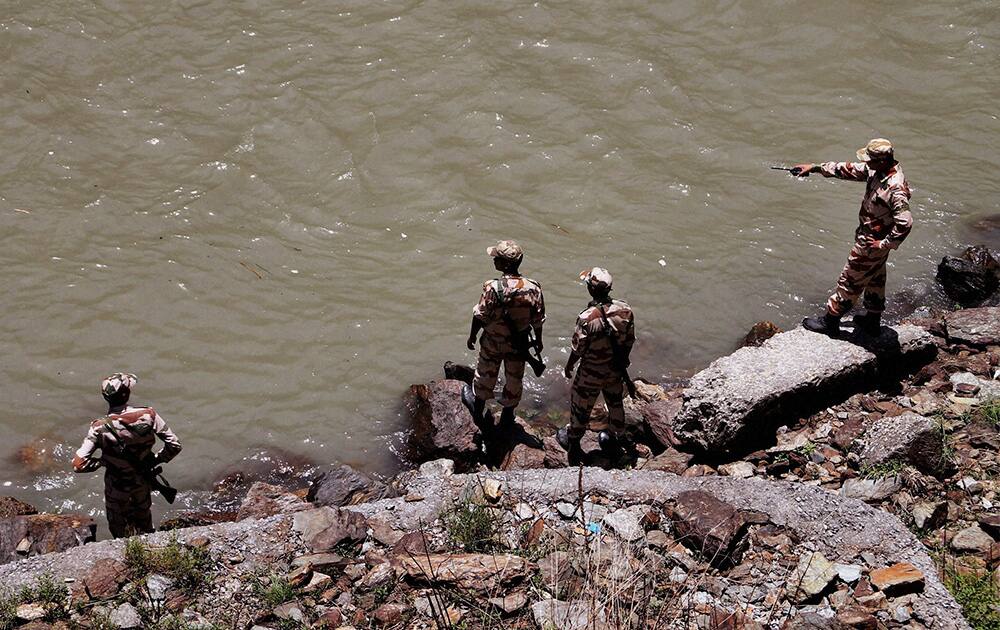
top-left (482, 415), bottom-right (544, 468)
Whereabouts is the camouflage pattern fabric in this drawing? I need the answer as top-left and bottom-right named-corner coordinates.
top-left (816, 161), bottom-right (911, 315)
top-left (472, 274), bottom-right (545, 406)
top-left (101, 372), bottom-right (136, 396)
top-left (75, 406), bottom-right (182, 538)
top-left (568, 299), bottom-right (635, 439)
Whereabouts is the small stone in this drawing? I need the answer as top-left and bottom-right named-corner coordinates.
top-left (718, 461), bottom-right (755, 479)
top-left (893, 606), bottom-right (912, 623)
top-left (403, 493), bottom-right (425, 502)
top-left (555, 502), bottom-right (578, 519)
top-left (487, 590), bottom-right (528, 614)
top-left (958, 477), bottom-right (984, 494)
top-left (839, 477), bottom-right (902, 503)
top-left (833, 563), bottom-right (863, 584)
top-left (482, 479), bottom-right (503, 502)
top-left (646, 530), bottom-right (671, 549)
top-left (15, 603), bottom-right (45, 622)
top-left (274, 601), bottom-right (306, 622)
top-left (109, 602), bottom-right (142, 629)
top-left (786, 552), bottom-right (838, 603)
top-left (513, 502), bottom-right (535, 520)
top-left (979, 514), bottom-right (1000, 538)
top-left (951, 525), bottom-right (996, 553)
top-left (868, 562), bottom-right (924, 596)
top-left (305, 571), bottom-right (332, 592)
top-left (669, 566), bottom-right (688, 583)
top-left (360, 563), bottom-right (395, 589)
top-left (912, 501), bottom-right (948, 530)
top-left (15, 537), bottom-right (30, 554)
top-left (602, 507), bottom-right (645, 542)
top-left (374, 602), bottom-right (406, 625)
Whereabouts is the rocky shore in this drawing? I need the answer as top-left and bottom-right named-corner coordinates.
top-left (4, 252), bottom-right (1000, 628)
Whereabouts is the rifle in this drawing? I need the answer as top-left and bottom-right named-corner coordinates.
top-left (770, 166), bottom-right (809, 176)
top-left (102, 421), bottom-right (178, 504)
top-left (597, 304), bottom-right (637, 398)
top-left (494, 280), bottom-right (546, 377)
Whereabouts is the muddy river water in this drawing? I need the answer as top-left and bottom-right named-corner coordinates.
top-left (1, 0), bottom-right (998, 520)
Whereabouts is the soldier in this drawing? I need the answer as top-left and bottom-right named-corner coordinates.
top-left (73, 373), bottom-right (182, 538)
top-left (790, 138), bottom-right (912, 335)
top-left (557, 268), bottom-right (636, 465)
top-left (462, 240), bottom-right (545, 435)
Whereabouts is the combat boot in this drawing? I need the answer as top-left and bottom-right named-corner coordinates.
top-left (598, 431), bottom-right (638, 467)
top-left (802, 312), bottom-right (841, 336)
top-left (852, 311), bottom-right (882, 336)
top-left (461, 383), bottom-right (487, 426)
top-left (498, 406), bottom-right (517, 431)
top-left (556, 426), bottom-right (585, 466)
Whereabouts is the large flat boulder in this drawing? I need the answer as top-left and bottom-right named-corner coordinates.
top-left (405, 380), bottom-right (480, 468)
top-left (0, 513), bottom-right (96, 564)
top-left (944, 307), bottom-right (1000, 347)
top-left (672, 325), bottom-right (936, 457)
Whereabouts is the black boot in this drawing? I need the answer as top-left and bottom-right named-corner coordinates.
top-left (598, 431), bottom-right (637, 467)
top-left (499, 406), bottom-right (517, 430)
top-left (802, 312), bottom-right (841, 336)
top-left (556, 426), bottom-right (585, 465)
top-left (461, 383), bottom-right (487, 427)
top-left (853, 311), bottom-right (882, 336)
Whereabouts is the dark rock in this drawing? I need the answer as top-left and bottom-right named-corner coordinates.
top-left (307, 465), bottom-right (391, 507)
top-left (642, 397), bottom-right (683, 449)
top-left (944, 307), bottom-right (1000, 347)
top-left (500, 443), bottom-right (545, 470)
top-left (979, 514), bottom-right (1000, 539)
top-left (292, 507), bottom-right (368, 552)
top-left (835, 606), bottom-right (877, 629)
top-left (668, 490), bottom-right (749, 568)
top-left (936, 246), bottom-right (1000, 305)
top-left (391, 531), bottom-right (430, 559)
top-left (740, 321), bottom-right (781, 348)
top-left (831, 415), bottom-right (866, 451)
top-left (542, 435), bottom-right (569, 468)
top-left (0, 513), bottom-right (96, 563)
top-left (442, 361), bottom-right (475, 384)
top-left (374, 602), bottom-right (407, 625)
top-left (641, 447), bottom-right (693, 474)
top-left (0, 497), bottom-right (37, 518)
top-left (856, 412), bottom-right (955, 477)
top-left (82, 558), bottom-right (128, 599)
top-left (672, 326), bottom-right (936, 457)
top-left (405, 380), bottom-right (480, 467)
top-left (236, 481), bottom-right (311, 520)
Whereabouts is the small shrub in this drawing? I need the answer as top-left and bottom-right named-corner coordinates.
top-left (861, 459), bottom-right (904, 479)
top-left (978, 399), bottom-right (1000, 428)
top-left (252, 574), bottom-right (295, 608)
top-left (443, 499), bottom-right (500, 553)
top-left (122, 536), bottom-right (212, 593)
top-left (0, 588), bottom-right (17, 630)
top-left (944, 569), bottom-right (1000, 630)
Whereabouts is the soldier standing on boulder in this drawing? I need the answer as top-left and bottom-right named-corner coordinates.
top-left (462, 240), bottom-right (545, 436)
top-left (557, 268), bottom-right (636, 465)
top-left (790, 138), bottom-right (912, 336)
top-left (73, 373), bottom-right (182, 538)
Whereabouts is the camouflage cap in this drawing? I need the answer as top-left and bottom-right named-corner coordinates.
top-left (856, 138), bottom-right (893, 162)
top-left (101, 372), bottom-right (136, 396)
top-left (580, 267), bottom-right (613, 291)
top-left (486, 240), bottom-right (523, 262)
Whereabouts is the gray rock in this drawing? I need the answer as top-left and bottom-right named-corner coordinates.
top-left (531, 599), bottom-right (608, 630)
top-left (718, 461), bottom-right (755, 479)
top-left (951, 525), bottom-right (995, 554)
top-left (236, 481), bottom-right (311, 520)
top-left (672, 325), bottom-right (935, 456)
top-left (856, 413), bottom-right (954, 476)
top-left (554, 502), bottom-right (578, 519)
top-left (292, 507), bottom-right (368, 552)
top-left (833, 563), bottom-right (863, 584)
top-left (958, 477), bottom-right (983, 494)
top-left (110, 602), bottom-right (142, 629)
top-left (602, 507), bottom-right (645, 542)
top-left (786, 552), bottom-right (838, 603)
top-left (944, 307), bottom-right (1000, 346)
top-left (913, 502), bottom-right (949, 530)
top-left (307, 464), bottom-right (390, 507)
top-left (840, 476), bottom-right (902, 503)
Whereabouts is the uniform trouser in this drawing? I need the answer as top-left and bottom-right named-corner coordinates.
top-left (568, 363), bottom-right (625, 440)
top-left (826, 240), bottom-right (890, 317)
top-left (106, 486), bottom-right (154, 539)
top-left (473, 341), bottom-right (525, 408)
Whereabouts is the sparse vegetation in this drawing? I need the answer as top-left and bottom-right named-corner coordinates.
top-left (944, 568), bottom-right (1000, 630)
top-left (861, 458), bottom-right (905, 479)
top-left (122, 536), bottom-right (212, 593)
top-left (443, 498), bottom-right (501, 552)
top-left (976, 398), bottom-right (1000, 428)
top-left (252, 573), bottom-right (296, 608)
top-left (0, 588), bottom-right (17, 630)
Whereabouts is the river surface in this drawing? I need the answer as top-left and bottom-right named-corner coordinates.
top-left (1, 0), bottom-right (998, 523)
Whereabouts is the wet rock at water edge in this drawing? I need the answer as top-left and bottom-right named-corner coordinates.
top-left (936, 246), bottom-right (1000, 305)
top-left (740, 320), bottom-right (781, 348)
top-left (306, 464), bottom-right (392, 507)
top-left (0, 497), bottom-right (37, 518)
top-left (0, 513), bottom-right (97, 563)
top-left (236, 481), bottom-right (311, 520)
top-left (405, 379), bottom-right (481, 469)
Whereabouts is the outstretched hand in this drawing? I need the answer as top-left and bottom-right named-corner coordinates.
top-left (790, 163), bottom-right (815, 177)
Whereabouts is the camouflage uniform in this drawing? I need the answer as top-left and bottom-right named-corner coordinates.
top-left (816, 159), bottom-right (912, 316)
top-left (472, 275), bottom-right (545, 408)
top-left (75, 374), bottom-right (181, 538)
top-left (568, 299), bottom-right (635, 440)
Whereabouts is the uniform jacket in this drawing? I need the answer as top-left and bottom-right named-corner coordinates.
top-left (572, 299), bottom-right (635, 368)
top-left (817, 161), bottom-right (912, 249)
top-left (473, 274), bottom-right (545, 346)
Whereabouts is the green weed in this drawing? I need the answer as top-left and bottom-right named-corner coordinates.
top-left (443, 499), bottom-right (501, 553)
top-left (0, 588), bottom-right (17, 630)
top-left (252, 574), bottom-right (296, 608)
top-left (122, 536), bottom-right (212, 593)
top-left (977, 399), bottom-right (1000, 428)
top-left (861, 459), bottom-right (904, 479)
top-left (944, 568), bottom-right (1000, 630)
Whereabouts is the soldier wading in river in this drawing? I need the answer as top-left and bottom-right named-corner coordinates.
top-left (557, 268), bottom-right (637, 465)
top-left (73, 373), bottom-right (182, 538)
top-left (462, 240), bottom-right (545, 437)
top-left (790, 138), bottom-right (912, 336)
